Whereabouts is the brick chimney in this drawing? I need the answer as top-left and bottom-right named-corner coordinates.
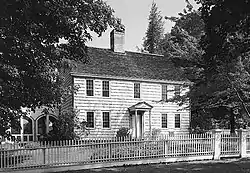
top-left (110, 29), bottom-right (125, 53)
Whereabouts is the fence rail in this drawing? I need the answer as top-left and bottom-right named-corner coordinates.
top-left (1, 129), bottom-right (250, 172)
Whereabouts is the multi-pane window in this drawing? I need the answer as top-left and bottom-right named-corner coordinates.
top-left (175, 114), bottom-right (180, 128)
top-left (86, 112), bottom-right (94, 128)
top-left (102, 81), bottom-right (109, 97)
top-left (134, 83), bottom-right (140, 98)
top-left (103, 112), bottom-right (110, 128)
top-left (174, 85), bottom-right (181, 97)
top-left (162, 85), bottom-right (168, 101)
top-left (162, 114), bottom-right (167, 128)
top-left (86, 80), bottom-right (94, 96)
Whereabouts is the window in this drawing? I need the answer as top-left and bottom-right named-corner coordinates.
top-left (175, 114), bottom-right (180, 128)
top-left (23, 117), bottom-right (33, 134)
top-left (162, 85), bottom-right (168, 101)
top-left (162, 114), bottom-right (167, 128)
top-left (86, 112), bottom-right (94, 128)
top-left (86, 80), bottom-right (94, 96)
top-left (11, 119), bottom-right (21, 134)
top-left (134, 83), bottom-right (140, 98)
top-left (103, 112), bottom-right (110, 128)
top-left (102, 81), bottom-right (109, 97)
top-left (174, 85), bottom-right (181, 97)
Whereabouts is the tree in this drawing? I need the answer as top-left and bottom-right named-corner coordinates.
top-left (163, 9), bottom-right (208, 132)
top-left (188, 0), bottom-right (250, 133)
top-left (143, 1), bottom-right (164, 54)
top-left (163, 1), bottom-right (250, 133)
top-left (0, 0), bottom-right (120, 137)
top-left (42, 110), bottom-right (89, 141)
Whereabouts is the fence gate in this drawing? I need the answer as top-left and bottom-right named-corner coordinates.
top-left (220, 133), bottom-right (240, 157)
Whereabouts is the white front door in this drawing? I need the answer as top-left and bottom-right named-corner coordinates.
top-left (137, 114), bottom-right (143, 138)
top-left (131, 111), bottom-right (144, 138)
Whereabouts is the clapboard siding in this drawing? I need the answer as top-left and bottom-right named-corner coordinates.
top-left (73, 77), bottom-right (190, 138)
top-left (60, 69), bottom-right (73, 111)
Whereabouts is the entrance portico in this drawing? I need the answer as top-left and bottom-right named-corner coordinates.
top-left (128, 102), bottom-right (153, 138)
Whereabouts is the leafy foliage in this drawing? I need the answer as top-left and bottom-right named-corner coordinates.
top-left (163, 9), bottom-right (206, 130)
top-left (177, 0), bottom-right (250, 132)
top-left (195, 0), bottom-right (250, 129)
top-left (41, 110), bottom-right (88, 141)
top-left (143, 1), bottom-right (164, 54)
top-left (0, 0), bottom-right (120, 137)
top-left (163, 2), bottom-right (249, 132)
top-left (116, 127), bottom-right (130, 138)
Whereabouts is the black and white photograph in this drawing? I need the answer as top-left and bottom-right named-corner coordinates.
top-left (1, 0), bottom-right (250, 172)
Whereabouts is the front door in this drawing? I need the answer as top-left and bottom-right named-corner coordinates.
top-left (137, 113), bottom-right (143, 138)
top-left (130, 111), bottom-right (144, 138)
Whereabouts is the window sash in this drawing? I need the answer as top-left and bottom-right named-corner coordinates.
top-left (162, 114), bottom-right (167, 128)
top-left (175, 114), bottom-right (180, 128)
top-left (102, 81), bottom-right (109, 97)
top-left (103, 112), bottom-right (110, 128)
top-left (86, 80), bottom-right (94, 96)
top-left (87, 112), bottom-right (94, 128)
top-left (162, 85), bottom-right (167, 101)
top-left (134, 83), bottom-right (140, 98)
top-left (174, 85), bottom-right (181, 97)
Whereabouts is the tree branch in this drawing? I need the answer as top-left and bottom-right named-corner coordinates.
top-left (226, 75), bottom-right (250, 118)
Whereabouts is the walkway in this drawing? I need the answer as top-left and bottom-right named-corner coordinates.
top-left (57, 158), bottom-right (250, 173)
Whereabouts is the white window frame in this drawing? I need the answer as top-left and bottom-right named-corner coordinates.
top-left (161, 114), bottom-right (168, 128)
top-left (86, 79), bottom-right (94, 96)
top-left (102, 80), bottom-right (110, 97)
top-left (134, 83), bottom-right (140, 98)
top-left (86, 111), bottom-right (95, 129)
top-left (174, 85), bottom-right (181, 97)
top-left (162, 84), bottom-right (168, 101)
top-left (102, 111), bottom-right (111, 129)
top-left (174, 114), bottom-right (181, 128)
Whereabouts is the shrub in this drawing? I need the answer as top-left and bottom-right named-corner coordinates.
top-left (116, 127), bottom-right (130, 138)
top-left (151, 128), bottom-right (161, 139)
top-left (41, 110), bottom-right (88, 141)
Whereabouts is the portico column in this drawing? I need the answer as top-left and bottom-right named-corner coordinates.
top-left (135, 110), bottom-right (138, 138)
top-left (20, 116), bottom-right (24, 142)
top-left (149, 109), bottom-right (152, 137)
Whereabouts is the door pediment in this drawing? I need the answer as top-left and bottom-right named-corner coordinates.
top-left (129, 101), bottom-right (153, 111)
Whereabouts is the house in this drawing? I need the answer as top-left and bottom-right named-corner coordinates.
top-left (9, 29), bottom-right (190, 142)
top-left (62, 29), bottom-right (190, 139)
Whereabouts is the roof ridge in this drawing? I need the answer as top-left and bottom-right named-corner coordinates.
top-left (87, 46), bottom-right (164, 57)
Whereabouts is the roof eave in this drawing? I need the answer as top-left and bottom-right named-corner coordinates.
top-left (70, 72), bottom-right (191, 85)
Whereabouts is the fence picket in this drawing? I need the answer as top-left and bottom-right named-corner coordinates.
top-left (0, 130), bottom-right (248, 171)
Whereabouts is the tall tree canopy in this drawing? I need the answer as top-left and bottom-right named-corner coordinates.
top-left (173, 0), bottom-right (250, 132)
top-left (196, 0), bottom-right (250, 131)
top-left (163, 10), bottom-right (204, 71)
top-left (0, 0), bottom-right (119, 137)
top-left (163, 8), bottom-right (208, 131)
top-left (143, 1), bottom-right (164, 54)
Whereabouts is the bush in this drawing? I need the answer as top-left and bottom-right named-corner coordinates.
top-left (116, 127), bottom-right (130, 138)
top-left (41, 110), bottom-right (88, 141)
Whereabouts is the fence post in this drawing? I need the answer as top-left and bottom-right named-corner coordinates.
top-left (237, 128), bottom-right (247, 158)
top-left (212, 129), bottom-right (222, 160)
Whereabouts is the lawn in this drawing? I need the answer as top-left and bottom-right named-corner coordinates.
top-left (55, 158), bottom-right (250, 173)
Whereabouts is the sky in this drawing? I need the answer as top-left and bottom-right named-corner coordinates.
top-left (87, 0), bottom-right (199, 51)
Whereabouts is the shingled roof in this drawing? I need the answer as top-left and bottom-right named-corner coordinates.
top-left (72, 47), bottom-right (185, 82)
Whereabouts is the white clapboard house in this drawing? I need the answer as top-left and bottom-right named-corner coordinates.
top-left (62, 29), bottom-right (190, 139)
top-left (10, 29), bottom-right (190, 142)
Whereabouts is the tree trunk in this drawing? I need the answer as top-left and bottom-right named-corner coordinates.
top-left (230, 108), bottom-right (235, 134)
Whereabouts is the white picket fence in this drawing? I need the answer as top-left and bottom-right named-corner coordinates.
top-left (0, 129), bottom-right (250, 172)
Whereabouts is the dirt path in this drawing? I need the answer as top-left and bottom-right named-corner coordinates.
top-left (58, 158), bottom-right (250, 173)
